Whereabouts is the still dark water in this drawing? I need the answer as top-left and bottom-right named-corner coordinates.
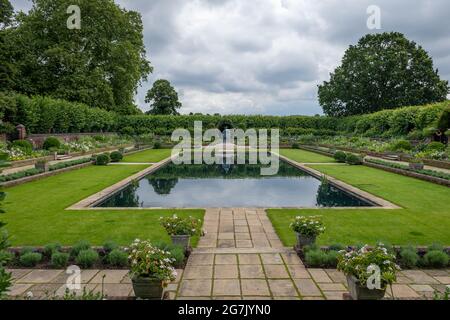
top-left (97, 162), bottom-right (372, 208)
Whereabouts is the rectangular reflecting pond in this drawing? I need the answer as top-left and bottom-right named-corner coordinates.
top-left (96, 161), bottom-right (374, 208)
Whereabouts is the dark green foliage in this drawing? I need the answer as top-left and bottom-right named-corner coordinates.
top-left (20, 246), bottom-right (35, 255)
top-left (49, 158), bottom-right (92, 171)
top-left (153, 142), bottom-right (162, 149)
top-left (5, 0), bottom-right (151, 115)
top-left (425, 142), bottom-right (446, 152)
top-left (44, 243), bottom-right (62, 257)
top-left (120, 126), bottom-right (135, 136)
top-left (19, 252), bottom-right (42, 267)
top-left (437, 107), bottom-right (450, 131)
top-left (11, 140), bottom-right (32, 152)
top-left (399, 247), bottom-right (419, 268)
top-left (0, 168), bottom-right (44, 183)
top-left (43, 137), bottom-right (61, 150)
top-left (305, 250), bottom-right (328, 267)
top-left (75, 249), bottom-right (99, 268)
top-left (390, 140), bottom-right (412, 152)
top-left (0, 250), bottom-right (14, 265)
top-left (319, 32), bottom-right (448, 117)
top-left (95, 153), bottom-right (110, 166)
top-left (422, 250), bottom-right (449, 268)
top-left (153, 241), bottom-right (185, 267)
top-left (428, 243), bottom-right (444, 252)
top-left (70, 240), bottom-right (91, 257)
top-left (109, 151), bottom-right (123, 163)
top-left (51, 252), bottom-right (70, 268)
top-left (329, 243), bottom-right (345, 251)
top-left (103, 240), bottom-right (118, 253)
top-left (291, 143), bottom-right (300, 149)
top-left (106, 249), bottom-right (128, 267)
top-left (145, 79), bottom-right (182, 115)
top-left (345, 153), bottom-right (362, 165)
top-left (333, 151), bottom-right (347, 163)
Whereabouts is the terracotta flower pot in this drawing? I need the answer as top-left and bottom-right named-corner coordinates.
top-left (131, 276), bottom-right (164, 300)
top-left (346, 275), bottom-right (386, 300)
top-left (296, 232), bottom-right (316, 248)
top-left (171, 235), bottom-right (190, 249)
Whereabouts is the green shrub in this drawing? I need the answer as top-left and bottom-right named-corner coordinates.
top-left (51, 252), bottom-right (70, 268)
top-left (422, 250), bottom-right (449, 268)
top-left (428, 243), bottom-right (444, 252)
top-left (120, 126), bottom-right (135, 136)
top-left (75, 249), bottom-right (99, 268)
top-left (11, 140), bottom-right (32, 152)
top-left (109, 151), bottom-right (123, 163)
top-left (425, 142), bottom-right (446, 153)
top-left (20, 252), bottom-right (42, 267)
top-left (20, 246), bottom-right (35, 255)
top-left (103, 240), bottom-right (119, 253)
top-left (71, 240), bottom-right (91, 257)
top-left (329, 243), bottom-right (345, 251)
top-left (153, 141), bottom-right (162, 149)
top-left (0, 250), bottom-right (14, 265)
top-left (333, 151), bottom-right (347, 163)
top-left (326, 250), bottom-right (340, 266)
top-left (345, 153), bottom-right (362, 165)
top-left (292, 143), bottom-right (300, 149)
top-left (95, 153), bottom-right (110, 166)
top-left (390, 139), bottom-right (412, 151)
top-left (153, 241), bottom-right (185, 267)
top-left (305, 250), bottom-right (329, 267)
top-left (106, 249), bottom-right (128, 267)
top-left (399, 247), bottom-right (419, 268)
top-left (44, 243), bottom-right (62, 257)
top-left (43, 137), bottom-right (61, 150)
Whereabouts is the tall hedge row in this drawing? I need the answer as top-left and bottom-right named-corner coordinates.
top-left (1, 92), bottom-right (448, 137)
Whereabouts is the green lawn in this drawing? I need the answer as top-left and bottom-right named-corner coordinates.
top-left (122, 148), bottom-right (172, 163)
top-left (2, 163), bottom-right (203, 246)
top-left (279, 149), bottom-right (335, 163)
top-left (268, 159), bottom-right (450, 246)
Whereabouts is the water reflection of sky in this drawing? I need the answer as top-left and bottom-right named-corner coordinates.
top-left (98, 162), bottom-right (371, 208)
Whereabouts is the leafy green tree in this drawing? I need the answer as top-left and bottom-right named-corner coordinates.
top-left (318, 32), bottom-right (449, 117)
top-left (6, 0), bottom-right (152, 114)
top-left (0, 0), bottom-right (16, 91)
top-left (145, 79), bottom-right (182, 115)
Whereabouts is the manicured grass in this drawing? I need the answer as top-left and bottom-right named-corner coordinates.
top-left (122, 148), bottom-right (172, 163)
top-left (279, 149), bottom-right (335, 163)
top-left (268, 159), bottom-right (450, 246)
top-left (2, 164), bottom-right (203, 246)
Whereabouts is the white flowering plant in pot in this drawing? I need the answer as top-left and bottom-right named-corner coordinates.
top-left (290, 216), bottom-right (325, 247)
top-left (160, 215), bottom-right (202, 249)
top-left (127, 239), bottom-right (177, 299)
top-left (337, 244), bottom-right (399, 300)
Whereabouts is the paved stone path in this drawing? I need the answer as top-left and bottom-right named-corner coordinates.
top-left (6, 208), bottom-right (450, 300)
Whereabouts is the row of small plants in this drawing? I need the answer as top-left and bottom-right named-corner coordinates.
top-left (2, 240), bottom-right (186, 270)
top-left (290, 216), bottom-right (449, 300)
top-left (296, 135), bottom-right (449, 161)
top-left (365, 158), bottom-right (450, 181)
top-left (0, 135), bottom-right (133, 162)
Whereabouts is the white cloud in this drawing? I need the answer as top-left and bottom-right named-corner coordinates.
top-left (11, 0), bottom-right (450, 114)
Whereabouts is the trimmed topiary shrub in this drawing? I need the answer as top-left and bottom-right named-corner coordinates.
top-left (153, 141), bottom-right (162, 149)
top-left (425, 142), bottom-right (446, 153)
top-left (95, 153), bottom-right (110, 166)
top-left (399, 247), bottom-right (419, 268)
top-left (345, 153), bottom-right (362, 165)
top-left (71, 240), bottom-right (91, 257)
top-left (43, 137), bottom-right (61, 150)
top-left (75, 249), bottom-right (99, 268)
top-left (422, 250), bottom-right (449, 268)
top-left (20, 252), bottom-right (42, 267)
top-left (390, 139), bottom-right (412, 152)
top-left (11, 140), bottom-right (32, 153)
top-left (334, 151), bottom-right (347, 163)
top-left (51, 252), bottom-right (70, 268)
top-left (106, 249), bottom-right (128, 267)
top-left (109, 151), bottom-right (123, 163)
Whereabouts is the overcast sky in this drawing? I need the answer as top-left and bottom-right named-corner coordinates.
top-left (11, 0), bottom-right (450, 115)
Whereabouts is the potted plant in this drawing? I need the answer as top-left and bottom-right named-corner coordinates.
top-left (35, 159), bottom-right (49, 172)
top-left (337, 244), bottom-right (398, 300)
top-left (290, 216), bottom-right (325, 248)
top-left (160, 215), bottom-right (201, 250)
top-left (409, 156), bottom-right (424, 170)
top-left (127, 239), bottom-right (177, 300)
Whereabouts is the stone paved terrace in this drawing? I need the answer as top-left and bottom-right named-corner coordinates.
top-left (6, 208), bottom-right (450, 300)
